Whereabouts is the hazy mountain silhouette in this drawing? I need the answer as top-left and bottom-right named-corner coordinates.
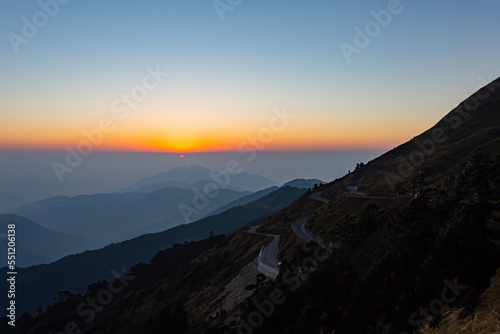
top-left (0, 214), bottom-right (98, 267)
top-left (0, 178), bottom-right (68, 211)
top-left (120, 165), bottom-right (280, 193)
top-left (206, 179), bottom-right (325, 217)
top-left (15, 187), bottom-right (251, 245)
top-left (0, 177), bottom-right (105, 213)
top-left (205, 186), bottom-right (279, 216)
top-left (0, 191), bottom-right (21, 213)
top-left (117, 180), bottom-right (193, 193)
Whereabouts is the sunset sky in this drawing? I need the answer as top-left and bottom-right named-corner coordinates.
top-left (1, 0), bottom-right (499, 153)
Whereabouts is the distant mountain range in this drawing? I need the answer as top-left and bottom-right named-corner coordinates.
top-left (11, 165), bottom-right (281, 245)
top-left (205, 186), bottom-right (279, 216)
top-left (14, 186), bottom-right (251, 245)
top-left (0, 185), bottom-right (305, 316)
top-left (0, 177), bottom-right (106, 213)
top-left (119, 165), bottom-right (280, 193)
top-left (0, 214), bottom-right (98, 267)
top-left (207, 179), bottom-right (324, 217)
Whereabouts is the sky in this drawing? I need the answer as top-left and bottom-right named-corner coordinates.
top-left (1, 0), bottom-right (499, 154)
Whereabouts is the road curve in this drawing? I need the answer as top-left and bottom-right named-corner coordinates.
top-left (249, 190), bottom-right (330, 270)
top-left (292, 218), bottom-right (313, 243)
top-left (291, 191), bottom-right (330, 244)
top-left (309, 191), bottom-right (330, 203)
top-left (248, 226), bottom-right (280, 270)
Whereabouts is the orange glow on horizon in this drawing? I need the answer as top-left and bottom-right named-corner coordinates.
top-left (0, 130), bottom-right (404, 152)
top-left (0, 101), bottom-right (429, 153)
top-left (0, 117), bottom-right (414, 153)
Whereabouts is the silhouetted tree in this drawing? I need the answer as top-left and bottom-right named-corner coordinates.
top-left (57, 291), bottom-right (73, 303)
top-left (355, 162), bottom-right (365, 171)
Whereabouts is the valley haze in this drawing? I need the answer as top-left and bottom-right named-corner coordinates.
top-left (0, 150), bottom-right (383, 210)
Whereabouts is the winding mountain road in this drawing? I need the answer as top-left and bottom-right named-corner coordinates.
top-left (248, 226), bottom-right (280, 270)
top-left (292, 218), bottom-right (313, 243)
top-left (292, 191), bottom-right (330, 243)
top-left (309, 191), bottom-right (330, 203)
top-left (247, 190), bottom-right (331, 277)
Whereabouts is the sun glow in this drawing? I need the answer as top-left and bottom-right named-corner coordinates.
top-left (145, 134), bottom-right (221, 153)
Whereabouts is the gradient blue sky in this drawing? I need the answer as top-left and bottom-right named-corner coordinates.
top-left (0, 0), bottom-right (499, 152)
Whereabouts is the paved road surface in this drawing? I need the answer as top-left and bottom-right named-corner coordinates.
top-left (248, 226), bottom-right (280, 269)
top-left (292, 218), bottom-right (313, 243)
top-left (344, 193), bottom-right (401, 199)
top-left (310, 192), bottom-right (330, 203)
top-left (248, 189), bottom-right (330, 268)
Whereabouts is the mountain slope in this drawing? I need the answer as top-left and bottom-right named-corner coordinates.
top-left (1, 235), bottom-right (234, 334)
top-left (239, 77), bottom-right (500, 333)
top-left (205, 186), bottom-right (279, 216)
top-left (0, 186), bottom-right (304, 316)
top-left (0, 214), bottom-right (98, 267)
top-left (283, 178), bottom-right (324, 189)
top-left (327, 77), bottom-right (500, 196)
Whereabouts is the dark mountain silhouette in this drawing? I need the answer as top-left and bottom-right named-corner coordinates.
top-left (0, 214), bottom-right (98, 267)
top-left (205, 186), bottom-right (279, 216)
top-left (282, 178), bottom-right (324, 189)
top-left (14, 187), bottom-right (250, 245)
top-left (120, 165), bottom-right (279, 193)
top-left (117, 179), bottom-right (193, 193)
top-left (0, 185), bottom-right (304, 317)
top-left (123, 165), bottom-right (214, 188)
top-left (0, 177), bottom-right (104, 213)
